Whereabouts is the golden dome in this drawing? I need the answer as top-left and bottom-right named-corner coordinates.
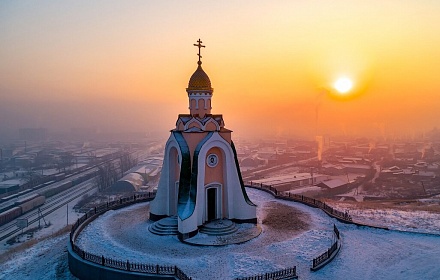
top-left (187, 62), bottom-right (213, 92)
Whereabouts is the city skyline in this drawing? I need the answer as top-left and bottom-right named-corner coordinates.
top-left (1, 1), bottom-right (440, 140)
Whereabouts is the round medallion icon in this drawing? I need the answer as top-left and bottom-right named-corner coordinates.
top-left (207, 154), bottom-right (218, 167)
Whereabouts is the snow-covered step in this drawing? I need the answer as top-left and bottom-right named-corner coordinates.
top-left (199, 219), bottom-right (238, 236)
top-left (149, 216), bottom-right (178, 235)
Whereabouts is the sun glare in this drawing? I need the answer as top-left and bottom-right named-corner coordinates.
top-left (334, 77), bottom-right (353, 94)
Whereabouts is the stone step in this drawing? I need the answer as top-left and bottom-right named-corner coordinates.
top-left (149, 216), bottom-right (178, 236)
top-left (153, 223), bottom-right (178, 230)
top-left (199, 219), bottom-right (238, 236)
top-left (200, 224), bottom-right (237, 235)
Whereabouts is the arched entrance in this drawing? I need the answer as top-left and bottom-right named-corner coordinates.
top-left (205, 184), bottom-right (222, 222)
top-left (207, 188), bottom-right (216, 221)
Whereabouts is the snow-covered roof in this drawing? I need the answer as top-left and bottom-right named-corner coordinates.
top-left (414, 171), bottom-right (436, 177)
top-left (342, 163), bottom-right (371, 170)
top-left (319, 179), bottom-right (347, 189)
top-left (252, 173), bottom-right (327, 186)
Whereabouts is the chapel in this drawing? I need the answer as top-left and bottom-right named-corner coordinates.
top-left (149, 39), bottom-right (257, 241)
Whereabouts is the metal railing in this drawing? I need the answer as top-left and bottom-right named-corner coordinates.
top-left (311, 224), bottom-right (341, 270)
top-left (246, 182), bottom-right (353, 223)
top-left (235, 266), bottom-right (298, 280)
top-left (69, 191), bottom-right (192, 280)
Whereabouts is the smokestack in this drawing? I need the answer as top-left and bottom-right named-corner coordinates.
top-left (421, 142), bottom-right (431, 159)
top-left (389, 142), bottom-right (395, 159)
top-left (316, 135), bottom-right (323, 161)
top-left (368, 141), bottom-right (376, 153)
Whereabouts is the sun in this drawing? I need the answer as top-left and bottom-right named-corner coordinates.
top-left (333, 77), bottom-right (353, 94)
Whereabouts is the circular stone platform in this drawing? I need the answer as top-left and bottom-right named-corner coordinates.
top-left (148, 216), bottom-right (262, 245)
top-left (75, 189), bottom-right (334, 279)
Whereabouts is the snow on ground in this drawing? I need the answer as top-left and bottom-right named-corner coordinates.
top-left (74, 189), bottom-right (440, 280)
top-left (329, 202), bottom-right (440, 235)
top-left (0, 234), bottom-right (76, 280)
top-left (1, 188), bottom-right (440, 280)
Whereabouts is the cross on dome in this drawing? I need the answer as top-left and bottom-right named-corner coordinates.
top-left (193, 38), bottom-right (205, 65)
top-left (187, 39), bottom-right (212, 92)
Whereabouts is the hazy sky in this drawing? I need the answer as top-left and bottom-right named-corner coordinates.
top-left (1, 1), bottom-right (440, 140)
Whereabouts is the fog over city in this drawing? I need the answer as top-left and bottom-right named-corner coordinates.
top-left (2, 2), bottom-right (440, 280)
top-left (1, 1), bottom-right (440, 142)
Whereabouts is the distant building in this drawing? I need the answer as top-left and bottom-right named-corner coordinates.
top-left (0, 182), bottom-right (20, 194)
top-left (318, 179), bottom-right (350, 195)
top-left (251, 173), bottom-right (329, 191)
top-left (107, 173), bottom-right (145, 193)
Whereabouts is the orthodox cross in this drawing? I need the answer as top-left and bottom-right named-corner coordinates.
top-left (193, 39), bottom-right (205, 64)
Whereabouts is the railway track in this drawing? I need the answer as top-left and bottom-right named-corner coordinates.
top-left (0, 183), bottom-right (97, 242)
top-left (0, 150), bottom-right (150, 242)
top-left (0, 181), bottom-right (93, 234)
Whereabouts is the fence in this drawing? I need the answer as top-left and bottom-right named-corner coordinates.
top-left (246, 182), bottom-right (353, 223)
top-left (69, 191), bottom-right (192, 280)
top-left (235, 266), bottom-right (298, 280)
top-left (246, 182), bottom-right (347, 272)
top-left (69, 183), bottom-right (348, 279)
top-left (311, 224), bottom-right (341, 271)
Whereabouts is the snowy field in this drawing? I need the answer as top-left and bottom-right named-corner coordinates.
top-left (1, 188), bottom-right (440, 279)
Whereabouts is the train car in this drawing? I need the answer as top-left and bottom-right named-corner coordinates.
top-left (72, 174), bottom-right (86, 186)
top-left (43, 180), bottom-right (56, 187)
top-left (0, 204), bottom-right (15, 213)
top-left (41, 181), bottom-right (73, 198)
top-left (1, 193), bottom-right (19, 202)
top-left (19, 195), bottom-right (46, 214)
top-left (54, 173), bottom-right (66, 180)
top-left (0, 206), bottom-right (22, 226)
top-left (17, 189), bottom-right (33, 196)
top-left (14, 193), bottom-right (41, 206)
top-left (32, 183), bottom-right (46, 191)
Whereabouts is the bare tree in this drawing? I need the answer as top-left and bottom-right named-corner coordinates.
top-left (95, 161), bottom-right (118, 191)
top-left (57, 152), bottom-right (74, 172)
top-left (34, 150), bottom-right (52, 175)
top-left (118, 151), bottom-right (138, 176)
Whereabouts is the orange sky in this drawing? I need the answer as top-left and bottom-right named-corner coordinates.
top-left (1, 1), bottom-right (440, 140)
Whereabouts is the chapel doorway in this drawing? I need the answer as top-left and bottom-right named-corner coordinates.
top-left (207, 188), bottom-right (217, 221)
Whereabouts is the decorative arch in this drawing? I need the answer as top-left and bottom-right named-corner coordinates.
top-left (191, 133), bottom-right (254, 225)
top-left (176, 119), bottom-right (184, 131)
top-left (198, 99), bottom-right (205, 111)
top-left (185, 118), bottom-right (203, 130)
top-left (190, 98), bottom-right (197, 109)
top-left (203, 119), bottom-right (220, 131)
top-left (150, 133), bottom-right (183, 219)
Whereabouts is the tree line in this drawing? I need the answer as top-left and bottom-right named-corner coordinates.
top-left (95, 152), bottom-right (138, 191)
